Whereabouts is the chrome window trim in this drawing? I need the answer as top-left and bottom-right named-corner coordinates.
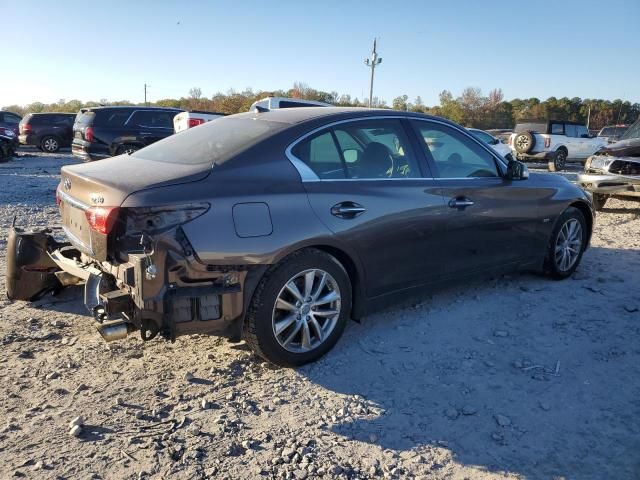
top-left (285, 115), bottom-right (508, 182)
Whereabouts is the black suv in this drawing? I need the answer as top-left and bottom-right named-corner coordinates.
top-left (19, 113), bottom-right (76, 153)
top-left (72, 106), bottom-right (183, 161)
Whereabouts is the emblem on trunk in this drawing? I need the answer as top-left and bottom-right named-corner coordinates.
top-left (90, 194), bottom-right (105, 205)
top-left (63, 178), bottom-right (71, 190)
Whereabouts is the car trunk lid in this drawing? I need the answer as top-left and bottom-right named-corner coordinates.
top-left (58, 154), bottom-right (211, 259)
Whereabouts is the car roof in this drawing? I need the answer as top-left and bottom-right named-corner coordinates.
top-left (232, 106), bottom-right (454, 127)
top-left (80, 106), bottom-right (182, 112)
top-left (29, 112), bottom-right (76, 116)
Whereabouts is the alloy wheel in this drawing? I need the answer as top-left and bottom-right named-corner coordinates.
top-left (555, 151), bottom-right (567, 170)
top-left (43, 138), bottom-right (58, 152)
top-left (272, 269), bottom-right (341, 353)
top-left (554, 218), bottom-right (582, 272)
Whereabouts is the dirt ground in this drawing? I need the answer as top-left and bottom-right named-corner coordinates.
top-left (1, 150), bottom-right (639, 480)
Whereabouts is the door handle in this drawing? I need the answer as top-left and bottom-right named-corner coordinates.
top-left (331, 202), bottom-right (366, 218)
top-left (448, 197), bottom-right (474, 209)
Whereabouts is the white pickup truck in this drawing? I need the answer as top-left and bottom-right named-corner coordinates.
top-left (249, 97), bottom-right (332, 111)
top-left (173, 111), bottom-right (225, 133)
top-left (510, 120), bottom-right (607, 172)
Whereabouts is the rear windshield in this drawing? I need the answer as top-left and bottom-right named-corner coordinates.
top-left (515, 122), bottom-right (547, 134)
top-left (132, 116), bottom-right (284, 165)
top-left (19, 114), bottom-right (33, 125)
top-left (621, 120), bottom-right (640, 140)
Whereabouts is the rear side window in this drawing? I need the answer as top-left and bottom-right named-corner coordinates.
top-left (515, 122), bottom-right (547, 134)
top-left (128, 110), bottom-right (176, 128)
top-left (564, 124), bottom-right (577, 137)
top-left (292, 119), bottom-right (421, 179)
top-left (292, 131), bottom-right (345, 179)
top-left (550, 123), bottom-right (564, 135)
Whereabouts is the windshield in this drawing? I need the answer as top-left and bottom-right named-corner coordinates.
top-left (132, 116), bottom-right (284, 165)
top-left (621, 120), bottom-right (640, 140)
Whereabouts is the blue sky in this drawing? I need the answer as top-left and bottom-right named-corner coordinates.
top-left (3, 0), bottom-right (639, 107)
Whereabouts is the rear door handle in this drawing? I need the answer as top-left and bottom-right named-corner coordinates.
top-left (448, 197), bottom-right (474, 209)
top-left (331, 202), bottom-right (366, 218)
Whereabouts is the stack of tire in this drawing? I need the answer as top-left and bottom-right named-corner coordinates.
top-left (513, 131), bottom-right (567, 172)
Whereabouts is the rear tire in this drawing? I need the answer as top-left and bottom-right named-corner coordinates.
top-left (41, 136), bottom-right (60, 153)
top-left (243, 248), bottom-right (352, 367)
top-left (545, 207), bottom-right (587, 280)
top-left (548, 148), bottom-right (567, 172)
top-left (592, 194), bottom-right (608, 211)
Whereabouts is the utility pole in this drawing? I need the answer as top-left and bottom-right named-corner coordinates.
top-left (144, 83), bottom-right (149, 106)
top-left (364, 39), bottom-right (382, 108)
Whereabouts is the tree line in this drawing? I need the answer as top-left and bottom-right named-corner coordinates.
top-left (3, 82), bottom-right (638, 131)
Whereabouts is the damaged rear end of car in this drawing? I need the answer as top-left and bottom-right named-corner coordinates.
top-left (7, 115), bottom-right (283, 344)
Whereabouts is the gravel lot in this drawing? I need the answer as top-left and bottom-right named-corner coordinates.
top-left (1, 150), bottom-right (639, 480)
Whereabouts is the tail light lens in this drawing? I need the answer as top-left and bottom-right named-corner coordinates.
top-left (188, 118), bottom-right (205, 128)
top-left (544, 137), bottom-right (551, 148)
top-left (22, 123), bottom-right (32, 134)
top-left (85, 127), bottom-right (94, 142)
top-left (125, 203), bottom-right (209, 233)
top-left (85, 207), bottom-right (120, 234)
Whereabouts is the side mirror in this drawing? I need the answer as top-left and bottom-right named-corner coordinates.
top-left (581, 134), bottom-right (590, 138)
top-left (492, 138), bottom-right (500, 145)
top-left (506, 158), bottom-right (529, 180)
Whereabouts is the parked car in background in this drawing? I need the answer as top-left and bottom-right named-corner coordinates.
top-left (72, 106), bottom-right (183, 161)
top-left (18, 113), bottom-right (76, 153)
top-left (468, 128), bottom-right (512, 158)
top-left (0, 111), bottom-right (22, 136)
top-left (509, 120), bottom-right (607, 172)
top-left (173, 110), bottom-right (225, 133)
top-left (597, 125), bottom-right (629, 144)
top-left (250, 97), bottom-right (332, 111)
top-left (0, 127), bottom-right (18, 162)
top-left (579, 118), bottom-right (640, 210)
top-left (7, 108), bottom-right (594, 366)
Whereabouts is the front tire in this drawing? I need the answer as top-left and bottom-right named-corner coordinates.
top-left (545, 207), bottom-right (587, 280)
top-left (243, 249), bottom-right (352, 367)
top-left (41, 136), bottom-right (60, 153)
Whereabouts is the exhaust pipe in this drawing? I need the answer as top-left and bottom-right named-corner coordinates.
top-left (96, 321), bottom-right (136, 342)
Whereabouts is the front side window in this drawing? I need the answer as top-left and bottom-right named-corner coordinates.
top-left (413, 121), bottom-right (499, 179)
top-left (575, 125), bottom-right (589, 138)
top-left (292, 119), bottom-right (422, 180)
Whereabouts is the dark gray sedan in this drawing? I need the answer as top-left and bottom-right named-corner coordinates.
top-left (7, 108), bottom-right (594, 366)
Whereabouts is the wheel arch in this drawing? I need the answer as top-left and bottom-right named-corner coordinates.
top-left (242, 242), bottom-right (366, 331)
top-left (568, 200), bottom-right (593, 247)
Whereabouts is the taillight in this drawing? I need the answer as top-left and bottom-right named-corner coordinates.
top-left (85, 207), bottom-right (120, 234)
top-left (55, 188), bottom-right (62, 206)
top-left (544, 137), bottom-right (551, 148)
top-left (22, 123), bottom-right (32, 134)
top-left (188, 118), bottom-right (205, 128)
top-left (85, 126), bottom-right (94, 142)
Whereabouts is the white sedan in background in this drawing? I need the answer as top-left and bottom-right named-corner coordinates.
top-left (468, 128), bottom-right (513, 158)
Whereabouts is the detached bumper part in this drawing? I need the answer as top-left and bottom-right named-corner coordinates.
top-left (5, 227), bottom-right (66, 301)
top-left (578, 172), bottom-right (640, 197)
